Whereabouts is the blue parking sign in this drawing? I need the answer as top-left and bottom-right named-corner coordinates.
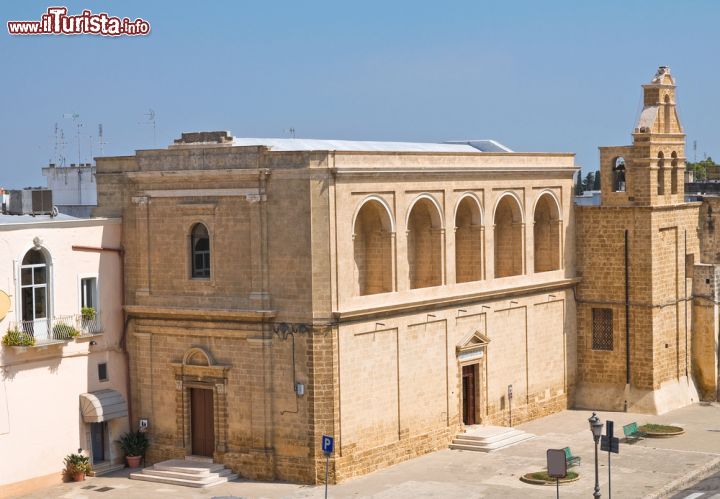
top-left (322, 435), bottom-right (334, 454)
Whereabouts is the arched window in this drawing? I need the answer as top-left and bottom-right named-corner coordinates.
top-left (20, 249), bottom-right (49, 336)
top-left (657, 152), bottom-right (665, 195)
top-left (671, 151), bottom-right (678, 195)
top-left (612, 157), bottom-right (626, 192)
top-left (455, 196), bottom-right (483, 283)
top-left (533, 193), bottom-right (561, 272)
top-left (494, 195), bottom-right (523, 278)
top-left (353, 199), bottom-right (393, 295)
top-left (190, 223), bottom-right (210, 278)
top-left (407, 197), bottom-right (443, 289)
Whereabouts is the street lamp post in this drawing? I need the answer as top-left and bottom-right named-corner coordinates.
top-left (588, 412), bottom-right (604, 499)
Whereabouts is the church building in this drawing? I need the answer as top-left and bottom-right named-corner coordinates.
top-left (87, 66), bottom-right (720, 484)
top-left (94, 131), bottom-right (577, 482)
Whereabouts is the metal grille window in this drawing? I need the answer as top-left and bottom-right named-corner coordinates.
top-left (592, 308), bottom-right (613, 351)
top-left (190, 223), bottom-right (210, 278)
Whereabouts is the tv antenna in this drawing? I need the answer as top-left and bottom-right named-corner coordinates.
top-left (140, 109), bottom-right (157, 146)
top-left (693, 140), bottom-right (697, 162)
top-left (286, 127), bottom-right (296, 138)
top-left (53, 123), bottom-right (67, 166)
top-left (98, 124), bottom-right (107, 155)
top-left (63, 112), bottom-right (82, 165)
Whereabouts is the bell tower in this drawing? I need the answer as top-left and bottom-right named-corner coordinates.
top-left (576, 67), bottom-right (700, 415)
top-left (600, 66), bottom-right (686, 207)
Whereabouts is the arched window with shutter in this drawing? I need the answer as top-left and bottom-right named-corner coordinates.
top-left (190, 223), bottom-right (210, 278)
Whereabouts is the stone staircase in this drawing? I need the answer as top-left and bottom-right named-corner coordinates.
top-left (129, 457), bottom-right (238, 488)
top-left (450, 425), bottom-right (534, 452)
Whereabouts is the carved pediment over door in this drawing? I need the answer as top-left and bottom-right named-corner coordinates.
top-left (456, 330), bottom-right (490, 363)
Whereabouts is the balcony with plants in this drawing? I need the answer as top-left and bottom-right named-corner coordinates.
top-left (2, 308), bottom-right (103, 350)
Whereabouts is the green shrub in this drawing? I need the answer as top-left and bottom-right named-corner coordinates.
top-left (64, 453), bottom-right (91, 474)
top-left (81, 307), bottom-right (96, 321)
top-left (2, 329), bottom-right (35, 347)
top-left (116, 431), bottom-right (150, 457)
top-left (53, 323), bottom-right (80, 339)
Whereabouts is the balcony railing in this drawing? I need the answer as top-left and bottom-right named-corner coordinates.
top-left (6, 312), bottom-right (103, 346)
top-left (79, 312), bottom-right (103, 336)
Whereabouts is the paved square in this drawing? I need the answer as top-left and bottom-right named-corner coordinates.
top-left (14, 403), bottom-right (720, 499)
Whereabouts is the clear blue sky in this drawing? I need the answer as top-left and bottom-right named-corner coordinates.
top-left (1, 0), bottom-right (718, 188)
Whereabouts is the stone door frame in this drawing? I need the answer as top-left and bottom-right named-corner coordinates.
top-left (456, 330), bottom-right (490, 426)
top-left (171, 347), bottom-right (231, 456)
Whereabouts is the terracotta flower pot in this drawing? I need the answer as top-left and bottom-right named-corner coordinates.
top-left (72, 471), bottom-right (85, 482)
top-left (126, 455), bottom-right (142, 468)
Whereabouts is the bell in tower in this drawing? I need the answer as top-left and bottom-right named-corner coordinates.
top-left (599, 66), bottom-right (686, 207)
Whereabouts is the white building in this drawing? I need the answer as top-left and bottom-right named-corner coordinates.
top-left (42, 164), bottom-right (97, 218)
top-left (0, 213), bottom-right (128, 496)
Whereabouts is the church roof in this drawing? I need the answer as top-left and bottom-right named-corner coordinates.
top-left (229, 137), bottom-right (513, 153)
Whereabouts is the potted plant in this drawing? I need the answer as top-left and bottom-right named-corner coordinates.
top-left (2, 328), bottom-right (35, 347)
top-left (64, 453), bottom-right (91, 482)
top-left (81, 307), bottom-right (96, 332)
top-left (116, 431), bottom-right (149, 468)
top-left (52, 322), bottom-right (80, 339)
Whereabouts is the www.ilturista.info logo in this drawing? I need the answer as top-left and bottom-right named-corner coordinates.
top-left (7, 7), bottom-right (150, 36)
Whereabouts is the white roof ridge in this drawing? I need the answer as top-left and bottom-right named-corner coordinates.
top-left (228, 137), bottom-right (512, 153)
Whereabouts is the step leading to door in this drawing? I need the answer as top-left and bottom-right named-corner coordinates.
top-left (129, 458), bottom-right (237, 488)
top-left (450, 425), bottom-right (535, 452)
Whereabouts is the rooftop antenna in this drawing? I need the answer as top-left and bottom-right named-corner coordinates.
top-left (52, 123), bottom-right (67, 166)
top-left (98, 124), bottom-right (107, 155)
top-left (63, 112), bottom-right (82, 165)
top-left (693, 140), bottom-right (697, 162)
top-left (140, 109), bottom-right (157, 146)
top-left (287, 127), bottom-right (296, 138)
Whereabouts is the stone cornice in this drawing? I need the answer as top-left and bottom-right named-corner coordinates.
top-left (332, 278), bottom-right (580, 322)
top-left (126, 169), bottom-right (266, 181)
top-left (331, 167), bottom-right (577, 178)
top-left (124, 305), bottom-right (276, 322)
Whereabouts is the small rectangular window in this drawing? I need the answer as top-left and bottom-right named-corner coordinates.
top-left (81, 277), bottom-right (98, 309)
top-left (592, 308), bottom-right (613, 351)
top-left (97, 362), bottom-right (108, 382)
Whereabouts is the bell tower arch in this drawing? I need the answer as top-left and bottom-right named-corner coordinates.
top-left (600, 66), bottom-right (685, 207)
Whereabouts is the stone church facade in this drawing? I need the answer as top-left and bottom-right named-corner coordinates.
top-left (95, 132), bottom-right (577, 482)
top-left (92, 66), bottom-right (720, 484)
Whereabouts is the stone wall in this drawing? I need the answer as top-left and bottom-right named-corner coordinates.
top-left (330, 289), bottom-right (575, 481)
top-left (575, 203), bottom-right (701, 413)
top-left (692, 263), bottom-right (720, 400)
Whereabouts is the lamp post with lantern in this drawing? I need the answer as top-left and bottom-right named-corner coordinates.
top-left (588, 412), bottom-right (604, 498)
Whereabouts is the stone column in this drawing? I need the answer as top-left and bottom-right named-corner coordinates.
top-left (248, 171), bottom-right (270, 310)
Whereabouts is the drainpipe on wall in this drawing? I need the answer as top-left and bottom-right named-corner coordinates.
top-left (685, 230), bottom-right (689, 380)
top-left (624, 229), bottom-right (630, 411)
